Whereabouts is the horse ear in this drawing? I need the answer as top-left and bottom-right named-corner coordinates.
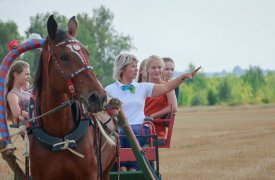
top-left (68, 16), bottom-right (78, 37)
top-left (47, 15), bottom-right (58, 40)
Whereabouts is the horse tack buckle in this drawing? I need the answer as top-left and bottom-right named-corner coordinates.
top-left (69, 85), bottom-right (75, 94)
top-left (67, 79), bottom-right (76, 96)
top-left (72, 43), bottom-right (81, 51)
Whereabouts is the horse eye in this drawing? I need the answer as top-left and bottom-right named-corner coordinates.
top-left (60, 55), bottom-right (68, 61)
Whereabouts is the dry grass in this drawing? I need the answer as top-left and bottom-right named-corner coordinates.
top-left (160, 104), bottom-right (275, 180)
top-left (1, 104), bottom-right (275, 180)
top-left (0, 121), bottom-right (25, 180)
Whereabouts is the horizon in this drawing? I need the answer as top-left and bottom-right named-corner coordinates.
top-left (173, 65), bottom-right (275, 77)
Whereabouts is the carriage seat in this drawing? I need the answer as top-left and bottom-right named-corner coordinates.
top-left (142, 113), bottom-right (175, 148)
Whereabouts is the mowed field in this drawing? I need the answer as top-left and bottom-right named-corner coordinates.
top-left (1, 104), bottom-right (275, 180)
top-left (160, 104), bottom-right (275, 180)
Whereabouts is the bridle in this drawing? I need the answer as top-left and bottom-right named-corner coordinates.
top-left (25, 39), bottom-right (97, 125)
top-left (31, 38), bottom-right (104, 122)
top-left (49, 39), bottom-right (94, 97)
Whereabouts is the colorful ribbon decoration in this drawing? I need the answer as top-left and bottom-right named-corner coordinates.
top-left (0, 39), bottom-right (45, 145)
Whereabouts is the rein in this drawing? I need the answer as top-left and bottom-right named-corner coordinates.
top-left (22, 98), bottom-right (75, 125)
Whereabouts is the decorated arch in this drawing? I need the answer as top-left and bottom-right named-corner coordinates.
top-left (0, 39), bottom-right (44, 146)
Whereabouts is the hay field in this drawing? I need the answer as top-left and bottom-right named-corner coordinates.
top-left (1, 104), bottom-right (275, 180)
top-left (160, 104), bottom-right (275, 180)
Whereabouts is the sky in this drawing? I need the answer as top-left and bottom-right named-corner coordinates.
top-left (1, 0), bottom-right (275, 73)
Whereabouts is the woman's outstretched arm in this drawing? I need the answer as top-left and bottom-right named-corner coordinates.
top-left (152, 66), bottom-right (201, 97)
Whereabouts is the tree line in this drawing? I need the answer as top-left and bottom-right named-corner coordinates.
top-left (1, 6), bottom-right (274, 107)
top-left (179, 65), bottom-right (275, 106)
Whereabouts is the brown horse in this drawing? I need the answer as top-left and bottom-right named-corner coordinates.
top-left (29, 15), bottom-right (113, 180)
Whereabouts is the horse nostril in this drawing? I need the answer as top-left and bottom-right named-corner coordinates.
top-left (88, 92), bottom-right (107, 112)
top-left (88, 93), bottom-right (99, 104)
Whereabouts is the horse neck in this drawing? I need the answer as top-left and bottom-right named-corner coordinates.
top-left (40, 85), bottom-right (75, 137)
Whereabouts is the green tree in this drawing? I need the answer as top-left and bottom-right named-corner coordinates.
top-left (207, 89), bottom-right (219, 105)
top-left (178, 67), bottom-right (275, 107)
top-left (241, 66), bottom-right (265, 93)
top-left (179, 85), bottom-right (193, 106)
top-left (24, 12), bottom-right (68, 80)
top-left (264, 72), bottom-right (275, 102)
top-left (79, 6), bottom-right (133, 86)
top-left (25, 6), bottom-right (133, 86)
top-left (26, 12), bottom-right (68, 38)
top-left (206, 77), bottom-right (222, 105)
top-left (218, 77), bottom-right (232, 102)
top-left (0, 21), bottom-right (21, 63)
top-left (179, 63), bottom-right (209, 106)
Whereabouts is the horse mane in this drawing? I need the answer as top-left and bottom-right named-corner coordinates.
top-left (33, 29), bottom-right (67, 97)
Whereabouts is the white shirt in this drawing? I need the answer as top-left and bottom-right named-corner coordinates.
top-left (105, 80), bottom-right (154, 125)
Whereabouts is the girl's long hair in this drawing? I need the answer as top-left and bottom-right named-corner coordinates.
top-left (137, 59), bottom-right (147, 83)
top-left (5, 60), bottom-right (29, 120)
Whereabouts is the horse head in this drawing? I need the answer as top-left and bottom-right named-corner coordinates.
top-left (35, 15), bottom-right (107, 113)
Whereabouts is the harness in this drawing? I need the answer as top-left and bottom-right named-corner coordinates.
top-left (26, 38), bottom-right (96, 152)
top-left (28, 95), bottom-right (93, 153)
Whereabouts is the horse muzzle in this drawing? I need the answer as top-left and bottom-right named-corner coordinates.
top-left (84, 91), bottom-right (107, 113)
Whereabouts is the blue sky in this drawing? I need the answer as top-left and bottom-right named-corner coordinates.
top-left (1, 0), bottom-right (275, 72)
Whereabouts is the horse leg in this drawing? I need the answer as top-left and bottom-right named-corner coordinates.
top-left (102, 158), bottom-right (116, 180)
top-left (1, 151), bottom-right (25, 180)
top-left (101, 140), bottom-right (117, 180)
